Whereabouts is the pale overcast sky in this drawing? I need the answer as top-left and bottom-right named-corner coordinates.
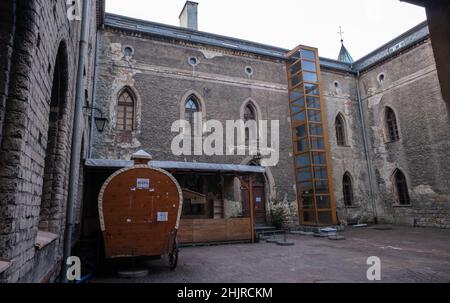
top-left (106, 0), bottom-right (426, 60)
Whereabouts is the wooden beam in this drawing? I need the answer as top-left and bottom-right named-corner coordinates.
top-left (249, 175), bottom-right (255, 243)
top-left (237, 175), bottom-right (249, 190)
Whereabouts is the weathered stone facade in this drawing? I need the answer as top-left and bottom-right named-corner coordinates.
top-left (90, 13), bottom-right (449, 230)
top-left (321, 38), bottom-right (450, 228)
top-left (0, 0), bottom-right (99, 283)
top-left (321, 70), bottom-right (374, 224)
top-left (358, 40), bottom-right (450, 228)
top-left (91, 28), bottom-right (298, 220)
top-left (1, 0), bottom-right (449, 284)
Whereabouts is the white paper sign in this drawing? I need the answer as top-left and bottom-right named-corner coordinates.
top-left (137, 178), bottom-right (150, 189)
top-left (256, 197), bottom-right (262, 203)
top-left (157, 212), bottom-right (168, 222)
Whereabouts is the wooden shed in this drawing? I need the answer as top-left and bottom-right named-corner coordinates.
top-left (86, 156), bottom-right (268, 247)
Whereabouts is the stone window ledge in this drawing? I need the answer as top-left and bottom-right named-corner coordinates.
top-left (393, 204), bottom-right (412, 208)
top-left (337, 145), bottom-right (352, 148)
top-left (35, 230), bottom-right (58, 250)
top-left (0, 259), bottom-right (11, 274)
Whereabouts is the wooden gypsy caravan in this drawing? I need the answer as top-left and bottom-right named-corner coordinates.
top-left (98, 150), bottom-right (183, 270)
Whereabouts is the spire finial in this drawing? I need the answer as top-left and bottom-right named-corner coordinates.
top-left (338, 26), bottom-right (344, 44)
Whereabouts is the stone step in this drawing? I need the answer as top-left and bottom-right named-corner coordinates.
top-left (263, 233), bottom-right (295, 246)
top-left (291, 225), bottom-right (345, 233)
top-left (254, 225), bottom-right (277, 232)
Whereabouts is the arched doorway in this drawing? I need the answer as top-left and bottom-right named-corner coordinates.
top-left (38, 42), bottom-right (69, 233)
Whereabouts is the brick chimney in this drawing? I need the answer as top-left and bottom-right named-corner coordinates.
top-left (179, 1), bottom-right (198, 31)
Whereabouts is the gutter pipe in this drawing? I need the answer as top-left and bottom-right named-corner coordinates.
top-left (88, 28), bottom-right (100, 158)
top-left (355, 71), bottom-right (378, 224)
top-left (61, 0), bottom-right (90, 283)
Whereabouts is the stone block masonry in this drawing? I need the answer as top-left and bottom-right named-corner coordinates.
top-left (0, 0), bottom-right (98, 283)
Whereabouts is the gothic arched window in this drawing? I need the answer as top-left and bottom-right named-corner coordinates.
top-left (394, 169), bottom-right (410, 205)
top-left (185, 96), bottom-right (200, 136)
top-left (343, 172), bottom-right (354, 206)
top-left (244, 103), bottom-right (257, 143)
top-left (117, 88), bottom-right (135, 131)
top-left (385, 107), bottom-right (400, 142)
top-left (335, 114), bottom-right (346, 146)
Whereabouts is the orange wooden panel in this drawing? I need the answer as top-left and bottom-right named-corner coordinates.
top-left (178, 218), bottom-right (251, 244)
top-left (193, 219), bottom-right (227, 243)
top-left (99, 166), bottom-right (182, 258)
top-left (178, 219), bottom-right (194, 243)
top-left (226, 218), bottom-right (252, 241)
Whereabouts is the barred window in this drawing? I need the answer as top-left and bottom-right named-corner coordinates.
top-left (117, 88), bottom-right (135, 131)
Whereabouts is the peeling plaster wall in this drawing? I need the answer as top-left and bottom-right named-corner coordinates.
top-left (359, 40), bottom-right (450, 228)
top-left (322, 70), bottom-right (374, 225)
top-left (321, 40), bottom-right (450, 228)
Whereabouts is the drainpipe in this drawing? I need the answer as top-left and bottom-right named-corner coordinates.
top-left (88, 28), bottom-right (100, 158)
top-left (61, 0), bottom-right (90, 283)
top-left (355, 71), bottom-right (378, 224)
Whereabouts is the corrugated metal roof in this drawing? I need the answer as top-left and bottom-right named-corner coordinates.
top-left (86, 159), bottom-right (266, 174)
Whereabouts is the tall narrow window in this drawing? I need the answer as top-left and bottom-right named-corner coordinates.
top-left (394, 169), bottom-right (410, 205)
top-left (185, 96), bottom-right (200, 137)
top-left (343, 172), bottom-right (354, 206)
top-left (117, 88), bottom-right (135, 131)
top-left (385, 107), bottom-right (399, 142)
top-left (335, 114), bottom-right (346, 146)
top-left (244, 103), bottom-right (257, 143)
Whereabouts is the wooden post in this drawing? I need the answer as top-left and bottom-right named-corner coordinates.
top-left (249, 175), bottom-right (255, 243)
top-left (237, 175), bottom-right (254, 243)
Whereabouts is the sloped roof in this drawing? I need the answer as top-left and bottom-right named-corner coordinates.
top-left (99, 12), bottom-right (429, 74)
top-left (85, 159), bottom-right (266, 174)
top-left (338, 43), bottom-right (354, 64)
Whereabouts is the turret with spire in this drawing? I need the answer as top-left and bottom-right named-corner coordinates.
top-left (337, 26), bottom-right (354, 64)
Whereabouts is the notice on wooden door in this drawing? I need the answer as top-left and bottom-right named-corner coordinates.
top-left (137, 178), bottom-right (150, 189)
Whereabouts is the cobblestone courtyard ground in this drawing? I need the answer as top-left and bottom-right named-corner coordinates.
top-left (92, 226), bottom-right (450, 283)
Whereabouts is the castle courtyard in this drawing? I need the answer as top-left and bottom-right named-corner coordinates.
top-left (92, 226), bottom-right (450, 283)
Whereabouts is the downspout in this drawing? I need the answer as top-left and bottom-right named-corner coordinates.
top-left (88, 28), bottom-right (100, 158)
top-left (355, 71), bottom-right (378, 224)
top-left (61, 0), bottom-right (90, 282)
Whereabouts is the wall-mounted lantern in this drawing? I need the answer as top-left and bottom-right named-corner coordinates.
top-left (84, 106), bottom-right (108, 133)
